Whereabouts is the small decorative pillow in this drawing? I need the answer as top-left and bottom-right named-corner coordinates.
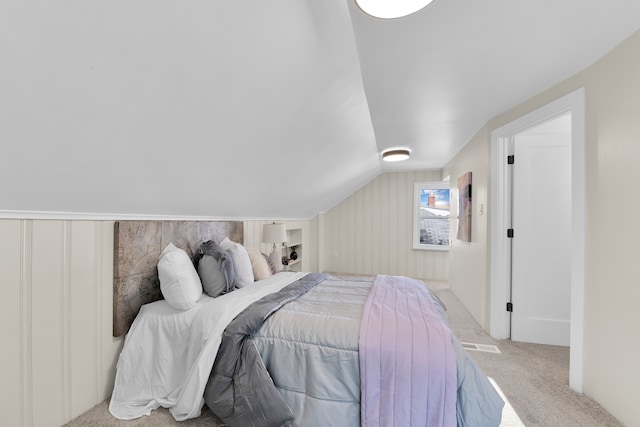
top-left (219, 237), bottom-right (254, 288)
top-left (263, 252), bottom-right (278, 275)
top-left (246, 247), bottom-right (273, 281)
top-left (196, 240), bottom-right (236, 298)
top-left (157, 242), bottom-right (203, 310)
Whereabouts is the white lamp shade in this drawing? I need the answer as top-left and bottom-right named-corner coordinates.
top-left (262, 223), bottom-right (287, 244)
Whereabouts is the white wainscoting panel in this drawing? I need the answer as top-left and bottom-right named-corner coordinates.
top-left (322, 171), bottom-right (449, 280)
top-left (0, 220), bottom-right (26, 427)
top-left (30, 220), bottom-right (65, 426)
top-left (0, 220), bottom-right (122, 427)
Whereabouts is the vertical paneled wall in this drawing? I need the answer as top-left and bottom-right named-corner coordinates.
top-left (0, 220), bottom-right (121, 427)
top-left (322, 171), bottom-right (449, 280)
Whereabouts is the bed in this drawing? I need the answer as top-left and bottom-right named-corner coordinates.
top-left (108, 221), bottom-right (504, 427)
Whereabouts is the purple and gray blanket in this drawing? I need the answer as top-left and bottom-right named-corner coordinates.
top-left (204, 273), bottom-right (502, 427)
top-left (359, 275), bottom-right (457, 427)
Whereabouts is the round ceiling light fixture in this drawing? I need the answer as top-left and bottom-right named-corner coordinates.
top-left (355, 0), bottom-right (435, 19)
top-left (382, 148), bottom-right (411, 162)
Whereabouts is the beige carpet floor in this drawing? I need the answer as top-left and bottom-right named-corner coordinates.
top-left (65, 281), bottom-right (623, 427)
top-left (428, 280), bottom-right (622, 427)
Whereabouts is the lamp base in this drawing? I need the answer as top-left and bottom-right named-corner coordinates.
top-left (268, 249), bottom-right (282, 273)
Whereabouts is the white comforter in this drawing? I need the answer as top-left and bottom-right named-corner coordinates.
top-left (109, 271), bottom-right (306, 421)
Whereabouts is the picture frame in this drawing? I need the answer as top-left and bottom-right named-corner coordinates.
top-left (457, 172), bottom-right (472, 242)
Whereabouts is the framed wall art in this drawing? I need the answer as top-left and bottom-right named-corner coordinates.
top-left (457, 172), bottom-right (472, 242)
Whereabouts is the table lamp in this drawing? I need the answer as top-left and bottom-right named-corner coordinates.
top-left (262, 222), bottom-right (287, 272)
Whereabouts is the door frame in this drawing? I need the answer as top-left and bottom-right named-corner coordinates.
top-left (489, 88), bottom-right (586, 392)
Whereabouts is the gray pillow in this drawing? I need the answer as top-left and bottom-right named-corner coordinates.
top-left (196, 240), bottom-right (236, 298)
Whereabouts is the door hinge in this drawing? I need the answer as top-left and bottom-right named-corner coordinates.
top-left (507, 155), bottom-right (515, 165)
top-left (507, 228), bottom-right (514, 238)
top-left (506, 302), bottom-right (513, 312)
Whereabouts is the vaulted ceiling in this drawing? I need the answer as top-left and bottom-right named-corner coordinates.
top-left (2, 1), bottom-right (640, 218)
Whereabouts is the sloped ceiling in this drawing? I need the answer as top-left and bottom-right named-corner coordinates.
top-left (1, 1), bottom-right (640, 218)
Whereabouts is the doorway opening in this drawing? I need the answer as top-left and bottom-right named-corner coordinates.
top-left (489, 88), bottom-right (585, 392)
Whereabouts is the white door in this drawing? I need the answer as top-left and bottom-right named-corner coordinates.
top-left (510, 129), bottom-right (571, 346)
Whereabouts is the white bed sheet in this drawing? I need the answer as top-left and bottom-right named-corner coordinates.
top-left (109, 271), bottom-right (306, 421)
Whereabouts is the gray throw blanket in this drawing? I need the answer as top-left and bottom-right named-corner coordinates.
top-left (204, 272), bottom-right (329, 427)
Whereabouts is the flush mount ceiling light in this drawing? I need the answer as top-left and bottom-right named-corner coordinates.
top-left (382, 148), bottom-right (411, 162)
top-left (355, 0), bottom-right (435, 19)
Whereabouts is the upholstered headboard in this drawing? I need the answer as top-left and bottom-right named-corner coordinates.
top-left (113, 220), bottom-right (244, 337)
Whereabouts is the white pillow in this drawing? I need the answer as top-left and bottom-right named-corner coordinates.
top-left (219, 237), bottom-right (254, 288)
top-left (157, 242), bottom-right (203, 310)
